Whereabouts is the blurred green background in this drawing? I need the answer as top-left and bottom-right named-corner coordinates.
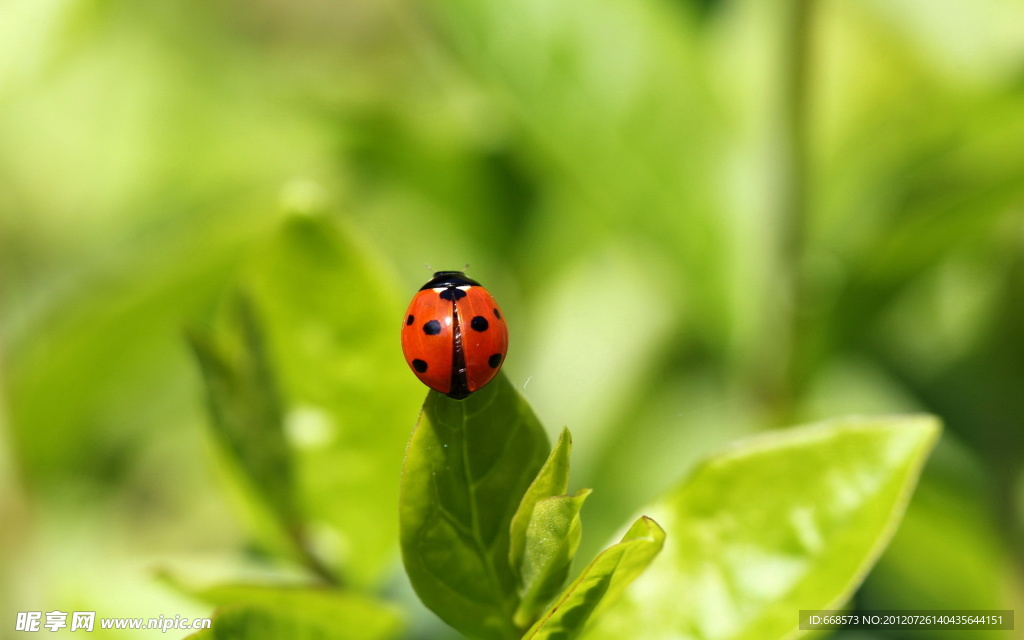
top-left (1, 0), bottom-right (1022, 638)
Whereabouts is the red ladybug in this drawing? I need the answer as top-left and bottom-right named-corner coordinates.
top-left (401, 271), bottom-right (509, 399)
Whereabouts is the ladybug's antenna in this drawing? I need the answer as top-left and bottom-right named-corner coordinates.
top-left (463, 263), bottom-right (470, 272)
top-left (424, 263), bottom-right (433, 272)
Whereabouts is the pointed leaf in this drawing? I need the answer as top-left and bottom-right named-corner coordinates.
top-left (400, 372), bottom-right (550, 640)
top-left (244, 214), bottom-right (422, 585)
top-left (187, 295), bottom-right (296, 527)
top-left (525, 516), bottom-right (666, 640)
top-left (510, 427), bottom-right (573, 578)
top-left (515, 488), bottom-right (591, 628)
top-left (586, 415), bottom-right (940, 640)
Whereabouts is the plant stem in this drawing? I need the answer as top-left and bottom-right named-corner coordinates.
top-left (761, 0), bottom-right (815, 425)
top-left (289, 525), bottom-right (343, 588)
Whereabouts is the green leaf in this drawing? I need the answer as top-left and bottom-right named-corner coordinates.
top-left (400, 372), bottom-right (550, 640)
top-left (182, 585), bottom-right (403, 640)
top-left (525, 516), bottom-right (666, 640)
top-left (243, 214), bottom-right (423, 585)
top-left (187, 295), bottom-right (297, 527)
top-left (510, 427), bottom-right (573, 579)
top-left (515, 488), bottom-right (592, 628)
top-left (586, 415), bottom-right (941, 640)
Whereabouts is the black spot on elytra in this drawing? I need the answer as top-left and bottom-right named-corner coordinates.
top-left (471, 316), bottom-right (489, 332)
top-left (493, 308), bottom-right (502, 320)
top-left (412, 359), bottom-right (428, 373)
top-left (406, 314), bottom-right (414, 325)
top-left (488, 353), bottom-right (502, 368)
top-left (439, 287), bottom-right (467, 301)
top-left (423, 320), bottom-right (442, 335)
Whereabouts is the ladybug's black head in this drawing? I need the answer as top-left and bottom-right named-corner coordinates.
top-left (421, 271), bottom-right (481, 290)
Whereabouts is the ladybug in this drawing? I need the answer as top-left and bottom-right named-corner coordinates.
top-left (401, 271), bottom-right (509, 399)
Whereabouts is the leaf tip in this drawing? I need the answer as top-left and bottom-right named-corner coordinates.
top-left (624, 516), bottom-right (666, 545)
top-left (557, 426), bottom-right (572, 446)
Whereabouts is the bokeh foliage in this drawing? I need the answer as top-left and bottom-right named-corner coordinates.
top-left (1, 0), bottom-right (1023, 638)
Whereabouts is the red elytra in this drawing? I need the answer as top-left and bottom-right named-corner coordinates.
top-left (401, 271), bottom-right (509, 399)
